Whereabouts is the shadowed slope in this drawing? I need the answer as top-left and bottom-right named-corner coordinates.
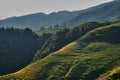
top-left (0, 23), bottom-right (120, 80)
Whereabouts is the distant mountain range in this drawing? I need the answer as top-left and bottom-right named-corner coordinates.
top-left (0, 11), bottom-right (79, 31)
top-left (0, 0), bottom-right (120, 31)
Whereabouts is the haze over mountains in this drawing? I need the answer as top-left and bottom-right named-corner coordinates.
top-left (0, 0), bottom-right (120, 80)
top-left (0, 0), bottom-right (120, 31)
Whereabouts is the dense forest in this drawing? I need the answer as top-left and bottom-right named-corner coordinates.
top-left (0, 28), bottom-right (41, 75)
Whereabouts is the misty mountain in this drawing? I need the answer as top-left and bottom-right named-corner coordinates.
top-left (66, 0), bottom-right (120, 26)
top-left (0, 0), bottom-right (120, 31)
top-left (0, 11), bottom-right (80, 31)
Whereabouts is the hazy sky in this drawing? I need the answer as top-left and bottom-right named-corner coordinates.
top-left (0, 0), bottom-right (113, 19)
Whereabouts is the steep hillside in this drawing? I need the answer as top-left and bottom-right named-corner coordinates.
top-left (97, 66), bottom-right (120, 80)
top-left (37, 33), bottom-right (53, 49)
top-left (0, 28), bottom-right (40, 76)
top-left (79, 23), bottom-right (120, 43)
top-left (0, 0), bottom-right (120, 30)
top-left (108, 66), bottom-right (120, 80)
top-left (34, 22), bottom-right (109, 60)
top-left (0, 23), bottom-right (120, 80)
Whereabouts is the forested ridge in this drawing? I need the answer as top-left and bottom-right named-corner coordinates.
top-left (0, 28), bottom-right (40, 75)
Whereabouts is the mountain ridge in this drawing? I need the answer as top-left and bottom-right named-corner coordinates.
top-left (0, 0), bottom-right (120, 31)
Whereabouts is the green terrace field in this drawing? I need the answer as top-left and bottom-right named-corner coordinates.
top-left (0, 23), bottom-right (120, 80)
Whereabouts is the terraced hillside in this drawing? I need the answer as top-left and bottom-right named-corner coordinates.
top-left (0, 23), bottom-right (120, 80)
top-left (97, 66), bottom-right (120, 80)
top-left (34, 22), bottom-right (109, 60)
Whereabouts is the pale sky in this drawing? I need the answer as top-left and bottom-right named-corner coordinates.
top-left (0, 0), bottom-right (113, 19)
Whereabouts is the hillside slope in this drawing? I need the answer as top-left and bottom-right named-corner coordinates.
top-left (0, 23), bottom-right (120, 80)
top-left (97, 66), bottom-right (120, 80)
top-left (34, 22), bottom-right (108, 60)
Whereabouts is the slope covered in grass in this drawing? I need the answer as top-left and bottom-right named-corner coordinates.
top-left (0, 23), bottom-right (120, 80)
top-left (34, 22), bottom-right (109, 60)
top-left (97, 66), bottom-right (120, 80)
top-left (108, 66), bottom-right (120, 80)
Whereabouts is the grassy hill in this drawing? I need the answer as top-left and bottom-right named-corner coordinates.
top-left (34, 22), bottom-right (109, 60)
top-left (108, 66), bottom-right (120, 80)
top-left (0, 23), bottom-right (120, 80)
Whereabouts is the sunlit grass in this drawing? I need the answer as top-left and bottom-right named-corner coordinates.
top-left (0, 23), bottom-right (120, 80)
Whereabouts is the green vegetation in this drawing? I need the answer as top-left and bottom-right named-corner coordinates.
top-left (0, 1), bottom-right (120, 79)
top-left (109, 66), bottom-right (120, 80)
top-left (0, 28), bottom-right (41, 76)
top-left (97, 66), bottom-right (120, 80)
top-left (0, 22), bottom-right (120, 80)
top-left (35, 25), bottom-right (61, 36)
top-left (34, 22), bottom-right (109, 60)
top-left (36, 28), bottom-right (55, 36)
top-left (80, 23), bottom-right (120, 43)
top-left (37, 33), bottom-right (53, 49)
